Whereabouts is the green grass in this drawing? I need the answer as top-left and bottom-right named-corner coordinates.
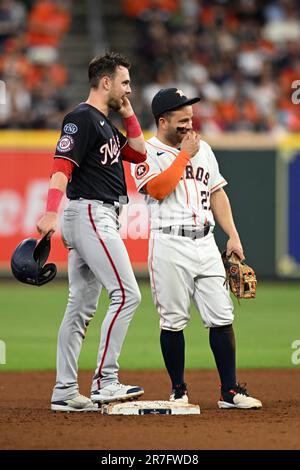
top-left (0, 281), bottom-right (299, 371)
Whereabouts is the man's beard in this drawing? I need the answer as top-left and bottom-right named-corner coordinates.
top-left (165, 127), bottom-right (191, 146)
top-left (108, 96), bottom-right (122, 111)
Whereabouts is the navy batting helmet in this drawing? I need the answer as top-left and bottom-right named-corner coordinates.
top-left (11, 235), bottom-right (57, 286)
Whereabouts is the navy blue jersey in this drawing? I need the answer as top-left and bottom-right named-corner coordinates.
top-left (55, 103), bottom-right (128, 203)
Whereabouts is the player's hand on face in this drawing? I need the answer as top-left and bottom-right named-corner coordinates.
top-left (181, 131), bottom-right (200, 158)
top-left (36, 213), bottom-right (57, 238)
top-left (118, 96), bottom-right (134, 118)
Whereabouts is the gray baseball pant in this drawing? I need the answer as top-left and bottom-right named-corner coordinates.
top-left (51, 199), bottom-right (141, 402)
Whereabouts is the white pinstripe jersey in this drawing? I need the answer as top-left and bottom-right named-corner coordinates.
top-left (131, 136), bottom-right (227, 230)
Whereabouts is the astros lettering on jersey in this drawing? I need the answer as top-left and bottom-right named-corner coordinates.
top-left (132, 136), bottom-right (227, 230)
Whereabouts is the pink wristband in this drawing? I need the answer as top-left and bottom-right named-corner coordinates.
top-left (46, 188), bottom-right (64, 213)
top-left (123, 114), bottom-right (142, 138)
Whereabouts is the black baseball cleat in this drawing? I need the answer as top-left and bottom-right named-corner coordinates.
top-left (169, 382), bottom-right (189, 403)
top-left (218, 383), bottom-right (262, 409)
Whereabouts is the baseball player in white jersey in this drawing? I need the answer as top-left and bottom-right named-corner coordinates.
top-left (132, 88), bottom-right (262, 409)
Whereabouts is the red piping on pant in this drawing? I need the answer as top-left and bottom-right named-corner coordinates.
top-left (88, 204), bottom-right (125, 389)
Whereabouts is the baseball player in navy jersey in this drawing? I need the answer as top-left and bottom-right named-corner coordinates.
top-left (37, 52), bottom-right (146, 412)
top-left (132, 88), bottom-right (262, 409)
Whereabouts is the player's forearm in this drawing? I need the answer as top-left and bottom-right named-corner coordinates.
top-left (45, 172), bottom-right (68, 214)
top-left (49, 171), bottom-right (68, 193)
top-left (123, 114), bottom-right (146, 154)
top-left (127, 135), bottom-right (146, 154)
top-left (210, 188), bottom-right (240, 239)
top-left (145, 150), bottom-right (190, 200)
top-left (45, 158), bottom-right (74, 213)
top-left (37, 171), bottom-right (68, 237)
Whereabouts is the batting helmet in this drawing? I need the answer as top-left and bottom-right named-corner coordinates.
top-left (11, 235), bottom-right (57, 286)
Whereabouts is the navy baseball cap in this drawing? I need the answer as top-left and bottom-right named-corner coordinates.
top-left (151, 88), bottom-right (201, 120)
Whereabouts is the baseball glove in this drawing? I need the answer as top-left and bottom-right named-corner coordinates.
top-left (222, 251), bottom-right (257, 299)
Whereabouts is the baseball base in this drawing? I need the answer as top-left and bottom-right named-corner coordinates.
top-left (101, 400), bottom-right (200, 415)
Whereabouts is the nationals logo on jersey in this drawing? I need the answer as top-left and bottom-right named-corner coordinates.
top-left (57, 135), bottom-right (75, 152)
top-left (99, 135), bottom-right (121, 165)
top-left (135, 162), bottom-right (150, 179)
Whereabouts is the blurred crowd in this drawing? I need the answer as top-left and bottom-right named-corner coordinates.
top-left (1, 0), bottom-right (300, 134)
top-left (123, 0), bottom-right (300, 134)
top-left (0, 0), bottom-right (70, 129)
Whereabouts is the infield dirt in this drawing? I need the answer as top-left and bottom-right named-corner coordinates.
top-left (0, 369), bottom-right (299, 450)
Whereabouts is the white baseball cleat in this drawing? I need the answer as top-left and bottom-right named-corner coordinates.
top-left (217, 383), bottom-right (262, 409)
top-left (91, 383), bottom-right (144, 404)
top-left (51, 394), bottom-right (99, 412)
top-left (169, 383), bottom-right (189, 404)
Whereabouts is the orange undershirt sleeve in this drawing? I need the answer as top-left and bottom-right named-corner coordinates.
top-left (144, 150), bottom-right (190, 200)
